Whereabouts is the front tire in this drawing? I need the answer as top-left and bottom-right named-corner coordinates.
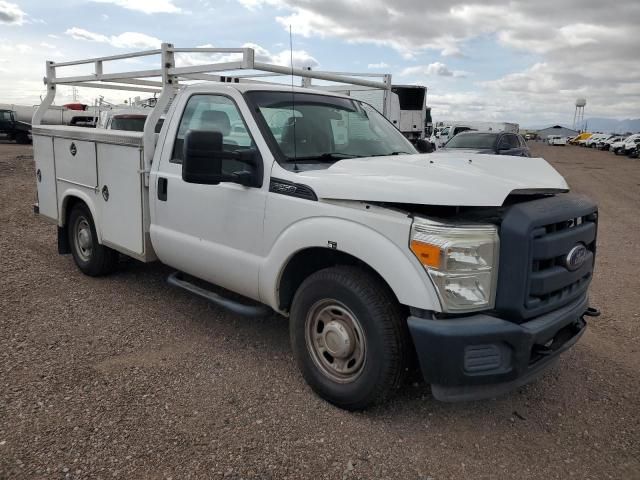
top-left (290, 266), bottom-right (410, 410)
top-left (68, 204), bottom-right (118, 276)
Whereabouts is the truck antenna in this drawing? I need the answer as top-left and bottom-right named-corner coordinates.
top-left (289, 25), bottom-right (298, 171)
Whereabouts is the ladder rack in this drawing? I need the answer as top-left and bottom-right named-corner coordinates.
top-left (33, 43), bottom-right (394, 179)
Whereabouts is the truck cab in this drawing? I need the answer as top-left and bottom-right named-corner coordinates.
top-left (31, 45), bottom-right (599, 410)
top-left (0, 109), bottom-right (31, 143)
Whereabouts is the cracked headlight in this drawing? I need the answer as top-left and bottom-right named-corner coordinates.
top-left (410, 219), bottom-right (499, 312)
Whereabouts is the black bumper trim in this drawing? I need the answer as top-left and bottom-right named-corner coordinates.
top-left (408, 294), bottom-right (589, 398)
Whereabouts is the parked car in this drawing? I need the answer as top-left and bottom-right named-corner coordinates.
top-left (624, 137), bottom-right (640, 157)
top-left (441, 131), bottom-right (530, 156)
top-left (547, 135), bottom-right (567, 146)
top-left (600, 135), bottom-right (625, 150)
top-left (612, 134), bottom-right (640, 155)
top-left (621, 135), bottom-right (640, 155)
top-left (584, 134), bottom-right (608, 148)
top-left (431, 122), bottom-right (518, 149)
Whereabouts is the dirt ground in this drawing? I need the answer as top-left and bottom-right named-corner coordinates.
top-left (1, 141), bottom-right (638, 479)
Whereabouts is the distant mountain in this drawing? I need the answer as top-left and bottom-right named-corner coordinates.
top-left (583, 118), bottom-right (640, 134)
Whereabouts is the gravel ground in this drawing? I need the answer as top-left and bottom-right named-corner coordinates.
top-left (1, 141), bottom-right (638, 479)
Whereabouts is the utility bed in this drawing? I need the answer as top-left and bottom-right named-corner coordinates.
top-left (32, 125), bottom-right (153, 261)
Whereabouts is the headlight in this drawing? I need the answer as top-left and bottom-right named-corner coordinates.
top-left (410, 219), bottom-right (499, 313)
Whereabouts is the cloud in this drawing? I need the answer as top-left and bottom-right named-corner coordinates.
top-left (175, 42), bottom-right (319, 69)
top-left (65, 27), bottom-right (162, 49)
top-left (367, 62), bottom-right (389, 69)
top-left (239, 0), bottom-right (640, 123)
top-left (0, 0), bottom-right (26, 25)
top-left (400, 62), bottom-right (468, 78)
top-left (91, 0), bottom-right (181, 14)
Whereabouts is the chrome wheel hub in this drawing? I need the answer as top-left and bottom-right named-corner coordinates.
top-left (74, 217), bottom-right (93, 262)
top-left (305, 300), bottom-right (366, 383)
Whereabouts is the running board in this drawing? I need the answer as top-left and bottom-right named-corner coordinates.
top-left (167, 272), bottom-right (272, 317)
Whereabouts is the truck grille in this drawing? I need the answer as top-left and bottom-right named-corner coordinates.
top-left (495, 194), bottom-right (598, 322)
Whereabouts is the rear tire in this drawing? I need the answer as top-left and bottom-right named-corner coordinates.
top-left (290, 266), bottom-right (410, 410)
top-left (68, 203), bottom-right (118, 276)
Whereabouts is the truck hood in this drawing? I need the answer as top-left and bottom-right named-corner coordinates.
top-left (293, 152), bottom-right (568, 207)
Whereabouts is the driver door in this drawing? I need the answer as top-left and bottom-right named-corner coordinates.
top-left (150, 93), bottom-right (268, 301)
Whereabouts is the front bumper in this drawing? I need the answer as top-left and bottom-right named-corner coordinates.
top-left (408, 294), bottom-right (590, 402)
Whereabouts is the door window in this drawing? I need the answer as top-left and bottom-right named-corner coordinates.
top-left (171, 95), bottom-right (255, 164)
top-left (501, 134), bottom-right (520, 149)
top-left (0, 111), bottom-right (12, 122)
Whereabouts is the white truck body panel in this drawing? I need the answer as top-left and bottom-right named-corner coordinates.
top-left (32, 125), bottom-right (152, 260)
top-left (294, 152), bottom-right (568, 206)
top-left (258, 189), bottom-right (440, 310)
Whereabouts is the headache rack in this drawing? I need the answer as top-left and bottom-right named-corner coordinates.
top-left (33, 43), bottom-right (393, 175)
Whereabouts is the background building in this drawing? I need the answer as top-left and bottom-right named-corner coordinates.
top-left (537, 125), bottom-right (580, 138)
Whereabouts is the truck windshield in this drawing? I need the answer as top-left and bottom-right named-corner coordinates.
top-left (445, 133), bottom-right (499, 149)
top-left (245, 91), bottom-right (416, 164)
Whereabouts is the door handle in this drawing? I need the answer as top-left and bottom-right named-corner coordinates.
top-left (157, 177), bottom-right (168, 201)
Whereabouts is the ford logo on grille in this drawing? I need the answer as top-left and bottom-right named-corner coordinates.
top-left (565, 243), bottom-right (588, 271)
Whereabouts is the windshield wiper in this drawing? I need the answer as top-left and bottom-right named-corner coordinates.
top-left (369, 151), bottom-right (413, 157)
top-left (288, 152), bottom-right (360, 163)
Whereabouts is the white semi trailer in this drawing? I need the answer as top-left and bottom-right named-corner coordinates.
top-left (0, 103), bottom-right (99, 126)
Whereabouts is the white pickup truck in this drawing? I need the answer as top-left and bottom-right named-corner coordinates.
top-left (32, 45), bottom-right (599, 409)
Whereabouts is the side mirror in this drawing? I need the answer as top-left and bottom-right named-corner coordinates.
top-left (415, 139), bottom-right (434, 153)
top-left (435, 132), bottom-right (441, 138)
top-left (182, 130), bottom-right (224, 184)
top-left (182, 129), bottom-right (262, 187)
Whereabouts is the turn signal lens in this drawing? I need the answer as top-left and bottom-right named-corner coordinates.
top-left (410, 240), bottom-right (442, 269)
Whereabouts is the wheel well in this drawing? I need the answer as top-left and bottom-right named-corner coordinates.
top-left (62, 196), bottom-right (85, 226)
top-left (278, 247), bottom-right (401, 313)
top-left (58, 196), bottom-right (86, 254)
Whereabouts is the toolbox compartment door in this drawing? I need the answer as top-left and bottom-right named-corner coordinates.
top-left (96, 143), bottom-right (145, 256)
top-left (53, 138), bottom-right (98, 188)
top-left (33, 135), bottom-right (58, 221)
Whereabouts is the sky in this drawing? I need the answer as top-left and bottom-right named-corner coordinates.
top-left (0, 0), bottom-right (638, 127)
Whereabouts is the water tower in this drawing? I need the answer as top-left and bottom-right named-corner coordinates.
top-left (573, 98), bottom-right (586, 131)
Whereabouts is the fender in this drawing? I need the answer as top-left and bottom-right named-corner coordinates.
top-left (259, 217), bottom-right (442, 313)
top-left (58, 188), bottom-right (103, 243)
